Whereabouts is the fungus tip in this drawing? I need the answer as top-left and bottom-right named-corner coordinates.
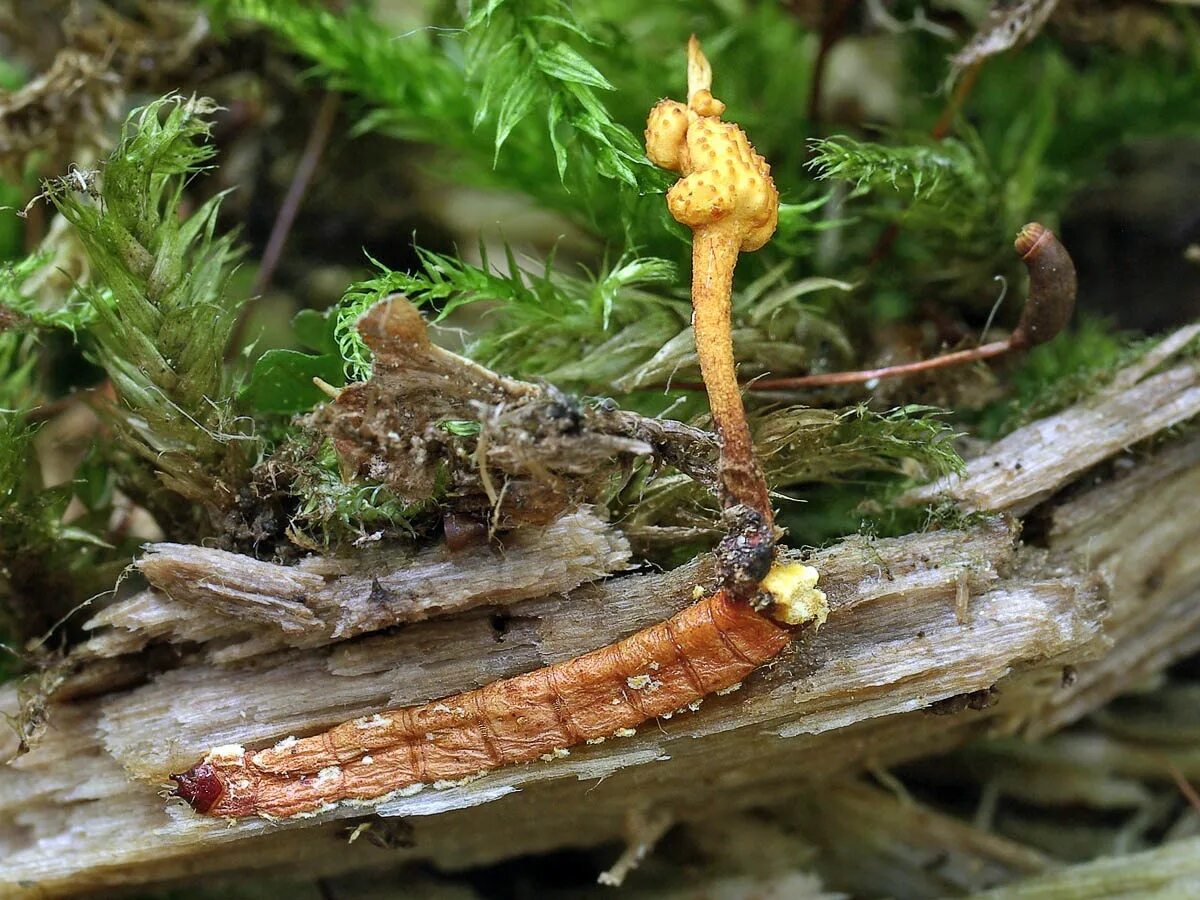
top-left (1014, 222), bottom-right (1049, 259)
top-left (760, 562), bottom-right (828, 628)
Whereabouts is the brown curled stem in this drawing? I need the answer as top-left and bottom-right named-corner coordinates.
top-left (1010, 222), bottom-right (1077, 349)
top-left (673, 222), bottom-right (1077, 394)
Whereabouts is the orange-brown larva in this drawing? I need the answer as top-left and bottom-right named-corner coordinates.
top-left (172, 589), bottom-right (797, 819)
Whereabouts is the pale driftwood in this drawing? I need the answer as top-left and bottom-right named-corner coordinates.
top-left (2, 337), bottom-right (1200, 896)
top-left (2, 518), bottom-right (1102, 895)
top-left (81, 507), bottom-right (629, 663)
top-left (784, 781), bottom-right (1053, 897)
top-left (973, 835), bottom-right (1200, 899)
top-left (97, 521), bottom-right (1022, 782)
top-left (905, 347), bottom-right (1200, 514)
top-left (1026, 430), bottom-right (1200, 736)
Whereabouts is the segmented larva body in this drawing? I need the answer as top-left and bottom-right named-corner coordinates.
top-left (173, 589), bottom-right (792, 819)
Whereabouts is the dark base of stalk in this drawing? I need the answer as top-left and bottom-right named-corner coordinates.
top-left (716, 504), bottom-right (776, 599)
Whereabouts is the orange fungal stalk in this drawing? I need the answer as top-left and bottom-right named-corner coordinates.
top-left (645, 36), bottom-right (780, 593)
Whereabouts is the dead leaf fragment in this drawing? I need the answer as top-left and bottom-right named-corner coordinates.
top-left (314, 296), bottom-right (656, 527)
top-left (951, 0), bottom-right (1061, 73)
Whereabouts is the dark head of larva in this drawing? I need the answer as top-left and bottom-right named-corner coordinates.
top-left (716, 504), bottom-right (776, 598)
top-left (171, 762), bottom-right (224, 813)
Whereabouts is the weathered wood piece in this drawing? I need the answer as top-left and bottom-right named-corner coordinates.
top-left (785, 781), bottom-right (1053, 897)
top-left (2, 517), bottom-right (1104, 895)
top-left (906, 342), bottom-right (1200, 514)
top-left (2, 335), bottom-right (1199, 896)
top-left (973, 835), bottom-right (1200, 899)
top-left (1018, 426), bottom-right (1200, 737)
top-left (81, 507), bottom-right (629, 663)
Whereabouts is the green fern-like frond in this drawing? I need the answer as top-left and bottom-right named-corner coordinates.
top-left (808, 135), bottom-right (981, 201)
top-left (807, 134), bottom-right (997, 238)
top-left (209, 0), bottom-right (668, 238)
top-left (208, 0), bottom-right (468, 145)
top-left (335, 245), bottom-right (684, 388)
top-left (464, 0), bottom-right (660, 193)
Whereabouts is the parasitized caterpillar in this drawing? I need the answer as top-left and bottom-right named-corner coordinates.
top-left (173, 575), bottom-right (824, 818)
top-left (172, 35), bottom-right (828, 820)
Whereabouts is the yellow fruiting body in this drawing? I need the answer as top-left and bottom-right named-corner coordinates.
top-left (760, 561), bottom-right (828, 628)
top-left (645, 36), bottom-right (780, 534)
top-left (646, 105), bottom-right (778, 251)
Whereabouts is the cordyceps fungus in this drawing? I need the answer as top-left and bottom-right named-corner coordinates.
top-left (645, 35), bottom-right (780, 596)
top-left (170, 37), bottom-right (829, 821)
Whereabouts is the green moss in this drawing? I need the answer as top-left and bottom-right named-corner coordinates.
top-left (43, 95), bottom-right (252, 517)
top-left (285, 439), bottom-right (427, 547)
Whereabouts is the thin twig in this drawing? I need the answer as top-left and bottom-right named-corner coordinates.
top-left (660, 340), bottom-right (1013, 394)
top-left (747, 339), bottom-right (1011, 390)
top-left (225, 91), bottom-right (341, 358)
top-left (1166, 762), bottom-right (1200, 813)
top-left (931, 60), bottom-right (982, 141)
top-left (866, 60), bottom-right (985, 269)
top-left (805, 0), bottom-right (855, 155)
top-left (23, 381), bottom-right (114, 423)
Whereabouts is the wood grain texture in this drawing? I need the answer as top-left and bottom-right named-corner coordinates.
top-left (82, 508), bottom-right (629, 663)
top-left (905, 333), bottom-right (1200, 514)
top-left (2, 336), bottom-right (1200, 895)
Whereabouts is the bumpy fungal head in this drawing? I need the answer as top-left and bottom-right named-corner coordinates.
top-left (645, 100), bottom-right (690, 172)
top-left (677, 116), bottom-right (778, 251)
top-left (644, 36), bottom-right (779, 252)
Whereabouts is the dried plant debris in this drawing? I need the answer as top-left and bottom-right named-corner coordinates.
top-left (63, 1), bottom-right (211, 86)
top-left (1052, 0), bottom-right (1192, 53)
top-left (0, 649), bottom-right (68, 759)
top-left (314, 296), bottom-right (657, 528)
top-left (0, 49), bottom-right (121, 178)
top-left (952, 0), bottom-right (1062, 73)
top-left (619, 404), bottom-right (962, 549)
top-left (0, 1), bottom-right (210, 178)
top-left (306, 297), bottom-right (958, 556)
